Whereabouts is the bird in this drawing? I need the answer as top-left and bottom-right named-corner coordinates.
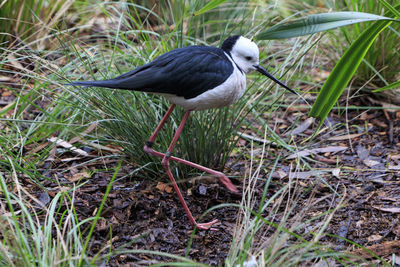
top-left (68, 35), bottom-right (296, 231)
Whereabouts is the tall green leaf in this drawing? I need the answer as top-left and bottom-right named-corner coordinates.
top-left (309, 5), bottom-right (400, 124)
top-left (256, 12), bottom-right (395, 40)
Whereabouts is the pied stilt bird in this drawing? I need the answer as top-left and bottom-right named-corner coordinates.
top-left (68, 35), bottom-right (295, 230)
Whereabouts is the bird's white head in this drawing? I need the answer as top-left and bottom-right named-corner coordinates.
top-left (221, 35), bottom-right (297, 95)
top-left (221, 36), bottom-right (259, 74)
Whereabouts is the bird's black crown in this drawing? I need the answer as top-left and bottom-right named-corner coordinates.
top-left (221, 35), bottom-right (241, 53)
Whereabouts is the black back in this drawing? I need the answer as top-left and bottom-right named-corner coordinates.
top-left (69, 45), bottom-right (234, 99)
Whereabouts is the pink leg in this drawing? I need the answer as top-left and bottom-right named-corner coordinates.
top-left (148, 150), bottom-right (238, 193)
top-left (161, 111), bottom-right (219, 230)
top-left (143, 105), bottom-right (238, 230)
top-left (144, 105), bottom-right (238, 193)
top-left (145, 104), bottom-right (176, 147)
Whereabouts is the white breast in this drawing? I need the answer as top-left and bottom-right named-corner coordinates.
top-left (164, 62), bottom-right (246, 111)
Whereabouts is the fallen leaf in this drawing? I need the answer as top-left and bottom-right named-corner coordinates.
top-left (373, 206), bottom-right (400, 213)
top-left (289, 117), bottom-right (314, 136)
top-left (156, 182), bottom-right (167, 191)
top-left (367, 234), bottom-right (382, 242)
top-left (2, 90), bottom-right (12, 97)
top-left (165, 186), bottom-right (172, 193)
top-left (0, 75), bottom-right (12, 82)
top-left (327, 133), bottom-right (364, 141)
top-left (156, 181), bottom-right (172, 193)
top-left (315, 155), bottom-right (337, 164)
top-left (271, 170), bottom-right (287, 179)
top-left (351, 240), bottom-right (400, 258)
top-left (289, 171), bottom-right (323, 179)
top-left (332, 168), bottom-right (340, 177)
top-left (238, 132), bottom-right (272, 144)
top-left (389, 164), bottom-right (400, 170)
top-left (82, 141), bottom-right (121, 153)
top-left (363, 159), bottom-right (381, 167)
top-left (48, 137), bottom-right (89, 157)
top-left (372, 119), bottom-right (388, 128)
top-left (390, 154), bottom-right (400, 160)
top-left (66, 171), bottom-right (91, 182)
top-left (61, 157), bottom-right (83, 162)
top-left (286, 146), bottom-right (347, 159)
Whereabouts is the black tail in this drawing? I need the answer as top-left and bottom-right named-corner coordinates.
top-left (66, 80), bottom-right (125, 89)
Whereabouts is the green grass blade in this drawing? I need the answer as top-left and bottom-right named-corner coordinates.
top-left (309, 19), bottom-right (394, 122)
top-left (193, 0), bottom-right (226, 16)
top-left (80, 161), bottom-right (122, 265)
top-left (373, 79), bottom-right (400, 92)
top-left (379, 0), bottom-right (400, 18)
top-left (256, 12), bottom-right (396, 40)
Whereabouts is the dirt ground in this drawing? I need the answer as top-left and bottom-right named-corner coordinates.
top-left (4, 82), bottom-right (398, 265)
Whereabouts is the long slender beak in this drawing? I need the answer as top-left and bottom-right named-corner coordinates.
top-left (254, 65), bottom-right (297, 95)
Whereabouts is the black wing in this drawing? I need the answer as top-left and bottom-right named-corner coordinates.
top-left (68, 46), bottom-right (234, 99)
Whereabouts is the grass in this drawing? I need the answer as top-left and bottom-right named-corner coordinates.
top-left (0, 161), bottom-right (127, 266)
top-left (0, 0), bottom-right (82, 49)
top-left (0, 171), bottom-right (89, 266)
top-left (0, 0), bottom-right (398, 265)
top-left (220, 129), bottom-right (380, 266)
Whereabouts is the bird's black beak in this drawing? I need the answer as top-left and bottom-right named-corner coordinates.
top-left (254, 65), bottom-right (297, 95)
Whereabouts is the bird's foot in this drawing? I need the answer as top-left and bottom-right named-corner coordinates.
top-left (216, 173), bottom-right (239, 194)
top-left (195, 219), bottom-right (219, 231)
top-left (144, 144), bottom-right (240, 194)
